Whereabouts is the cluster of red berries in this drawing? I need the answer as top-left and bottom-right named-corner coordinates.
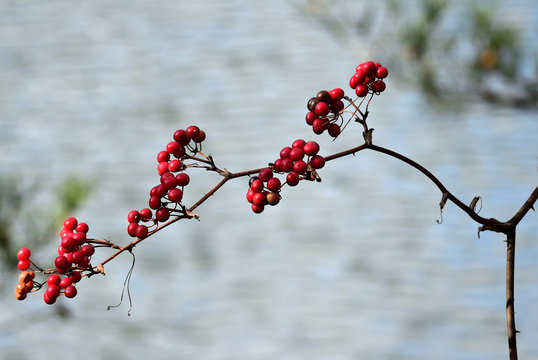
top-left (247, 139), bottom-right (325, 213)
top-left (127, 126), bottom-right (202, 238)
top-left (305, 88), bottom-right (345, 137)
top-left (349, 61), bottom-right (388, 97)
top-left (15, 217), bottom-right (93, 304)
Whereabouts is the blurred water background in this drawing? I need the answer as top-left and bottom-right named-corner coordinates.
top-left (0, 1), bottom-right (537, 359)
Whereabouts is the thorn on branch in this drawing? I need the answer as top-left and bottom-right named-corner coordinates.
top-left (437, 192), bottom-right (448, 224)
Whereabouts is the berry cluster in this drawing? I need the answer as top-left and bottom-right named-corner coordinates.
top-left (14, 217), bottom-right (93, 304)
top-left (127, 126), bottom-right (203, 238)
top-left (349, 61), bottom-right (388, 97)
top-left (305, 88), bottom-right (345, 137)
top-left (247, 139), bottom-right (325, 213)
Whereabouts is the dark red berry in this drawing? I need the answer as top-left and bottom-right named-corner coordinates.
top-left (310, 155), bottom-right (326, 169)
top-left (258, 168), bottom-right (273, 182)
top-left (135, 225), bottom-right (149, 239)
top-left (140, 208), bottom-right (153, 221)
top-left (185, 125), bottom-right (200, 140)
top-left (328, 123), bottom-right (341, 138)
top-left (80, 244), bottom-right (95, 257)
top-left (305, 111), bottom-right (316, 125)
top-left (128, 210), bottom-right (141, 224)
top-left (355, 85), bottom-right (368, 97)
top-left (55, 256), bottom-right (70, 274)
top-left (266, 177), bottom-right (282, 192)
top-left (175, 173), bottom-right (190, 186)
top-left (280, 147), bottom-right (292, 159)
top-left (303, 141), bottom-right (320, 156)
top-left (250, 179), bottom-right (264, 193)
top-left (173, 129), bottom-right (189, 145)
top-left (293, 161), bottom-right (308, 174)
top-left (286, 172), bottom-right (300, 186)
top-left (128, 222), bottom-right (138, 237)
top-left (64, 285), bottom-right (77, 298)
top-left (289, 147), bottom-right (305, 161)
top-left (149, 195), bottom-right (161, 210)
top-left (252, 192), bottom-right (267, 207)
top-left (251, 204), bottom-right (264, 214)
top-left (155, 208), bottom-right (170, 222)
top-left (168, 188), bottom-right (183, 203)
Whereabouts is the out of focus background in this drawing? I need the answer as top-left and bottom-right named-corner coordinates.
top-left (0, 1), bottom-right (537, 359)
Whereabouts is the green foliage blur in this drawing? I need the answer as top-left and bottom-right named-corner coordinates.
top-left (303, 0), bottom-right (537, 106)
top-left (0, 176), bottom-right (92, 270)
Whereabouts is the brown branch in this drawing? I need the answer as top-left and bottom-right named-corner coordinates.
top-left (506, 228), bottom-right (518, 360)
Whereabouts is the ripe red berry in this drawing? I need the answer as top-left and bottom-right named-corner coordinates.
top-left (280, 147), bottom-right (292, 159)
top-left (47, 274), bottom-right (61, 286)
top-left (312, 118), bottom-right (328, 134)
top-left (175, 173), bottom-right (190, 186)
top-left (292, 139), bottom-right (306, 149)
top-left (167, 141), bottom-right (181, 154)
top-left (251, 204), bottom-right (264, 214)
top-left (55, 256), bottom-right (70, 274)
top-left (289, 147), bottom-right (305, 161)
top-left (128, 210), bottom-right (141, 224)
top-left (252, 192), bottom-right (267, 207)
top-left (75, 222), bottom-right (89, 234)
top-left (250, 179), bottom-right (264, 193)
top-left (135, 225), bottom-right (149, 239)
top-left (128, 222), bottom-right (138, 237)
top-left (305, 111), bottom-right (316, 125)
top-left (61, 235), bottom-right (77, 252)
top-left (310, 155), bottom-right (326, 169)
top-left (64, 285), bottom-right (77, 298)
top-left (168, 188), bottom-right (183, 203)
top-left (168, 159), bottom-right (183, 172)
top-left (71, 251), bottom-right (85, 265)
top-left (64, 217), bottom-right (78, 231)
top-left (155, 208), bottom-right (170, 222)
top-left (149, 195), bottom-right (161, 210)
top-left (329, 88), bottom-right (345, 100)
top-left (157, 161), bottom-right (169, 175)
top-left (286, 172), bottom-right (300, 186)
top-left (328, 123), bottom-right (341, 138)
top-left (314, 102), bottom-right (330, 117)
top-left (43, 292), bottom-right (57, 305)
top-left (279, 158), bottom-right (294, 172)
top-left (376, 66), bottom-right (389, 79)
top-left (71, 231), bottom-right (86, 245)
top-left (139, 208), bottom-right (152, 221)
top-left (185, 125), bottom-right (200, 140)
top-left (246, 188), bottom-right (255, 203)
top-left (266, 177), bottom-right (282, 192)
top-left (371, 80), bottom-right (386, 93)
top-left (69, 271), bottom-right (82, 284)
top-left (292, 160), bottom-right (308, 174)
top-left (80, 244), bottom-right (95, 257)
top-left (193, 130), bottom-right (206, 143)
top-left (303, 141), bottom-right (320, 156)
top-left (173, 129), bottom-right (189, 145)
top-left (17, 260), bottom-right (30, 271)
top-left (157, 150), bottom-right (170, 163)
top-left (16, 247), bottom-right (31, 261)
top-left (355, 85), bottom-right (368, 97)
top-left (258, 167), bottom-right (273, 182)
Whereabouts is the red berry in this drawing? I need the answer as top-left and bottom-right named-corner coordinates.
top-left (69, 271), bottom-right (82, 283)
top-left (175, 173), bottom-right (190, 186)
top-left (60, 276), bottom-right (72, 288)
top-left (279, 158), bottom-right (294, 172)
top-left (280, 147), bottom-right (292, 159)
top-left (135, 225), bottom-right (149, 239)
top-left (43, 292), bottom-right (57, 305)
top-left (128, 210), bottom-right (141, 224)
top-left (252, 192), bottom-right (267, 207)
top-left (250, 179), bottom-right (264, 193)
top-left (157, 150), bottom-right (170, 163)
top-left (289, 147), bottom-right (305, 161)
top-left (258, 167), bottom-right (273, 182)
top-left (303, 141), bottom-right (320, 156)
top-left (305, 111), bottom-right (316, 125)
top-left (61, 235), bottom-right (77, 252)
top-left (328, 123), bottom-right (341, 138)
top-left (266, 177), bottom-right (282, 192)
top-left (329, 88), bottom-right (345, 100)
top-left (355, 85), bottom-right (368, 97)
top-left (376, 66), bottom-right (389, 79)
top-left (166, 141), bottom-right (181, 154)
top-left (16, 247), bottom-right (31, 261)
top-left (193, 130), bottom-right (206, 143)
top-left (359, 61), bottom-right (376, 76)
top-left (155, 208), bottom-right (170, 222)
top-left (47, 274), bottom-right (61, 286)
top-left (55, 256), bottom-right (70, 273)
top-left (168, 159), bottom-right (183, 172)
top-left (286, 172), bottom-right (300, 186)
top-left (293, 160), bottom-right (308, 174)
top-left (185, 125), bottom-right (200, 140)
top-left (71, 251), bottom-right (84, 264)
top-left (312, 118), bottom-right (328, 134)
top-left (314, 102), bottom-right (330, 117)
top-left (64, 217), bottom-right (78, 231)
top-left (251, 204), bottom-right (264, 214)
top-left (246, 188), bottom-right (255, 203)
top-left (273, 159), bottom-right (283, 172)
top-left (173, 129), bottom-right (189, 145)
top-left (157, 161), bottom-right (170, 175)
top-left (127, 222), bottom-right (138, 237)
top-left (72, 231), bottom-right (87, 245)
top-left (310, 155), bottom-right (326, 169)
top-left (17, 260), bottom-right (30, 271)
top-left (75, 222), bottom-right (89, 234)
top-left (80, 244), bottom-right (95, 257)
top-left (292, 139), bottom-right (306, 149)
top-left (168, 188), bottom-right (183, 203)
top-left (139, 208), bottom-right (152, 221)
top-left (161, 174), bottom-right (177, 190)
top-left (64, 285), bottom-right (77, 299)
top-left (331, 100), bottom-right (344, 113)
top-left (371, 80), bottom-right (386, 93)
top-left (149, 195), bottom-right (161, 210)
